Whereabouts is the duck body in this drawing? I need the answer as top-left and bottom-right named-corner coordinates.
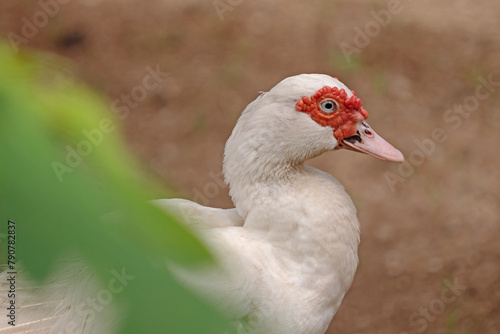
top-left (158, 165), bottom-right (359, 334)
top-left (159, 74), bottom-right (404, 333)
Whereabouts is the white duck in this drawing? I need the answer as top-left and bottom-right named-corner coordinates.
top-left (155, 74), bottom-right (404, 334)
top-left (0, 74), bottom-right (403, 334)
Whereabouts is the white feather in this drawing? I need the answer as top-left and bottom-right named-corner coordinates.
top-left (0, 260), bottom-right (118, 334)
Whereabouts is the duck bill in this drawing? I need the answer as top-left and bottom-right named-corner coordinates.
top-left (340, 123), bottom-right (404, 163)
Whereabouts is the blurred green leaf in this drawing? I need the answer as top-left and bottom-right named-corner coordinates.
top-left (0, 43), bottom-right (229, 334)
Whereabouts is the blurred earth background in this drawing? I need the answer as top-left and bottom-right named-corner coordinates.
top-left (1, 0), bottom-right (499, 333)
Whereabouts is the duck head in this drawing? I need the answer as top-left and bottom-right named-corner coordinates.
top-left (224, 74), bottom-right (403, 175)
top-left (293, 75), bottom-right (404, 162)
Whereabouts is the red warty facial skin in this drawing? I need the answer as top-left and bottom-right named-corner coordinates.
top-left (296, 86), bottom-right (369, 140)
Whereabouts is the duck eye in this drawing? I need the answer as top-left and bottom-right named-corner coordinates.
top-left (320, 99), bottom-right (338, 114)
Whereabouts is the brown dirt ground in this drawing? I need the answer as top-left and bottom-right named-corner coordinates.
top-left (1, 0), bottom-right (499, 333)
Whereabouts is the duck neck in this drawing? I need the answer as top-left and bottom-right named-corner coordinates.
top-left (223, 131), bottom-right (312, 219)
top-left (225, 153), bottom-right (360, 286)
top-left (229, 163), bottom-right (298, 215)
top-left (223, 119), bottom-right (331, 218)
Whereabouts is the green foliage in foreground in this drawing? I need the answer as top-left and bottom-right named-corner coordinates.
top-left (0, 44), bottom-right (229, 334)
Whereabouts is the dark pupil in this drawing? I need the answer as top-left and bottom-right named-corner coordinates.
top-left (325, 102), bottom-right (333, 110)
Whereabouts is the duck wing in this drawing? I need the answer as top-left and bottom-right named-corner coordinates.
top-left (152, 198), bottom-right (244, 228)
